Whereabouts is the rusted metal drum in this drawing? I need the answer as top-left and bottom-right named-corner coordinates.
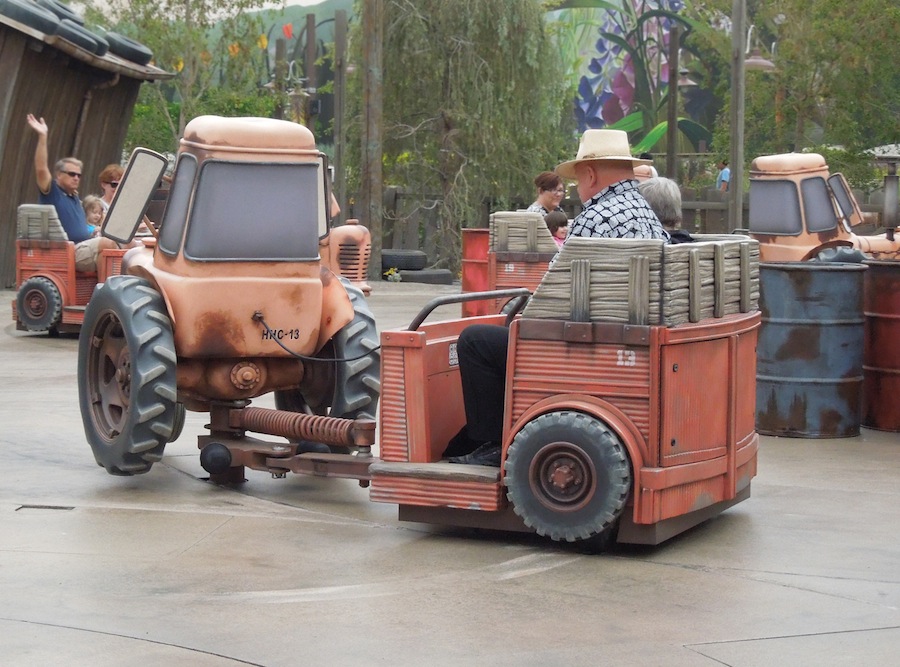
top-left (862, 260), bottom-right (900, 431)
top-left (461, 228), bottom-right (490, 317)
top-left (756, 262), bottom-right (867, 438)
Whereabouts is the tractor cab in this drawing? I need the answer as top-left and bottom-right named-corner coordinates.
top-left (749, 152), bottom-right (900, 261)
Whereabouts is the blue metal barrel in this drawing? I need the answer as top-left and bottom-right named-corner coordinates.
top-left (756, 262), bottom-right (867, 438)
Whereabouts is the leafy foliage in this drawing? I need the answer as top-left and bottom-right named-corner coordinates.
top-left (346, 0), bottom-right (574, 272)
top-left (86, 0), bottom-right (270, 146)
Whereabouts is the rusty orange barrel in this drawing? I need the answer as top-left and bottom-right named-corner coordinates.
top-left (756, 262), bottom-right (867, 438)
top-left (862, 260), bottom-right (900, 431)
top-left (461, 228), bottom-right (490, 317)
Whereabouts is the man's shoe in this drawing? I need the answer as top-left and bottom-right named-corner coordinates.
top-left (447, 442), bottom-right (501, 467)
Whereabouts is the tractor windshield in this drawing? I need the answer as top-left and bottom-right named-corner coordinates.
top-left (749, 180), bottom-right (803, 235)
top-left (183, 160), bottom-right (324, 261)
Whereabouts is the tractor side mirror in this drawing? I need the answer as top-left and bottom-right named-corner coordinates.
top-left (102, 148), bottom-right (168, 244)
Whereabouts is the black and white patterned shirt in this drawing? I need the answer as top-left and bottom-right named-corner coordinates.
top-left (568, 179), bottom-right (669, 241)
top-left (526, 203), bottom-right (562, 216)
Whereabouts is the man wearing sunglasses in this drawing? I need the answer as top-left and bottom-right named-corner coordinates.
top-left (26, 114), bottom-right (118, 271)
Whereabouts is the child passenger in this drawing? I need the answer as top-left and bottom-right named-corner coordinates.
top-left (82, 195), bottom-right (104, 236)
top-left (544, 210), bottom-right (568, 248)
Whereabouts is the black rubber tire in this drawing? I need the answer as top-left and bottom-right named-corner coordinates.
top-left (504, 411), bottom-right (631, 543)
top-left (91, 32), bottom-right (109, 57)
top-left (105, 31), bottom-right (153, 66)
top-left (398, 268), bottom-right (454, 284)
top-left (34, 0), bottom-right (82, 24)
top-left (78, 276), bottom-right (178, 475)
top-left (169, 403), bottom-right (186, 443)
top-left (274, 279), bottom-right (380, 449)
top-left (16, 276), bottom-right (62, 332)
top-left (382, 248), bottom-right (428, 271)
top-left (813, 247), bottom-right (867, 263)
top-left (0, 0), bottom-right (61, 34)
top-left (56, 18), bottom-right (97, 54)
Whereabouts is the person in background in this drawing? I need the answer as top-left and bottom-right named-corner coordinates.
top-left (445, 129), bottom-right (666, 466)
top-left (526, 171), bottom-right (565, 216)
top-left (26, 114), bottom-right (118, 272)
top-left (638, 177), bottom-right (694, 244)
top-left (82, 195), bottom-right (105, 232)
top-left (639, 152), bottom-right (659, 177)
top-left (97, 163), bottom-right (124, 211)
top-left (544, 210), bottom-right (568, 248)
top-left (716, 160), bottom-right (730, 192)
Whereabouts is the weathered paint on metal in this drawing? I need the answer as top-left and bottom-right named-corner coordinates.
top-left (757, 262), bottom-right (867, 438)
top-left (862, 260), bottom-right (900, 431)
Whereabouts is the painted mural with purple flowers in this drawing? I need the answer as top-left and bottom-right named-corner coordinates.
top-left (551, 0), bottom-right (699, 147)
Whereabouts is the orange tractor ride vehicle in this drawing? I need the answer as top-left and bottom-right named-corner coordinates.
top-left (81, 115), bottom-right (760, 549)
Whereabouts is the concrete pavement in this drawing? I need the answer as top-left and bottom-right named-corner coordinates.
top-left (1, 282), bottom-right (898, 666)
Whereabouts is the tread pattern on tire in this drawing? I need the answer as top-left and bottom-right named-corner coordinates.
top-left (78, 276), bottom-right (177, 475)
top-left (274, 278), bottom-right (380, 422)
top-left (17, 275), bottom-right (62, 332)
top-left (504, 411), bottom-right (631, 543)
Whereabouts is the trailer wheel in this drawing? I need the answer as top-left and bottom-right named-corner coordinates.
top-left (274, 279), bottom-right (380, 450)
top-left (505, 411), bottom-right (631, 543)
top-left (78, 276), bottom-right (177, 475)
top-left (17, 276), bottom-right (62, 332)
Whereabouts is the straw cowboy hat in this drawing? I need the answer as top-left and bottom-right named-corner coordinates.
top-left (556, 129), bottom-right (651, 179)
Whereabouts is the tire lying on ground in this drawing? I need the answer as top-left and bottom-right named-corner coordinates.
top-left (398, 268), bottom-right (454, 285)
top-left (381, 248), bottom-right (428, 271)
top-left (0, 0), bottom-right (61, 34)
top-left (34, 0), bottom-right (82, 25)
top-left (105, 31), bottom-right (154, 65)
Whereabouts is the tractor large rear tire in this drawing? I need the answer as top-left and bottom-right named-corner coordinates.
top-left (274, 279), bottom-right (380, 439)
top-left (504, 411), bottom-right (631, 544)
top-left (78, 276), bottom-right (178, 475)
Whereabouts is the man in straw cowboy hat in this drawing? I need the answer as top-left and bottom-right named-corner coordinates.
top-left (442, 129), bottom-right (668, 467)
top-left (558, 128), bottom-right (668, 242)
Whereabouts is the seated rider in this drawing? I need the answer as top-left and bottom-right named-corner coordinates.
top-left (445, 129), bottom-right (669, 466)
top-left (544, 210), bottom-right (568, 248)
top-left (26, 114), bottom-right (118, 272)
top-left (638, 177), bottom-right (694, 244)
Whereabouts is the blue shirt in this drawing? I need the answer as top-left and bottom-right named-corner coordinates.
top-left (39, 181), bottom-right (91, 243)
top-left (716, 166), bottom-right (731, 191)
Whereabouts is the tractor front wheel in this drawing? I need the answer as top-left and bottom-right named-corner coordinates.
top-left (504, 411), bottom-right (631, 544)
top-left (78, 276), bottom-right (178, 475)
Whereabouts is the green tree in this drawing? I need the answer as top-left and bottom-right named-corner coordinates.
top-left (346, 0), bottom-right (573, 272)
top-left (698, 0), bottom-right (900, 171)
top-left (87, 0), bottom-right (270, 148)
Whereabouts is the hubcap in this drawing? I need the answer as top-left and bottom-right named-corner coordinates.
top-left (88, 312), bottom-right (131, 441)
top-left (24, 288), bottom-right (48, 319)
top-left (528, 441), bottom-right (598, 512)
